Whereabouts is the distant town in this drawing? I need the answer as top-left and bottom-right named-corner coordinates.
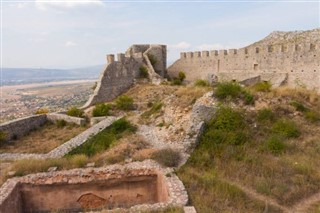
top-left (0, 80), bottom-right (96, 123)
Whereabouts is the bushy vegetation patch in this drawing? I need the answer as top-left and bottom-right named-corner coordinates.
top-left (194, 79), bottom-right (210, 87)
top-left (304, 110), bottom-right (320, 123)
top-left (34, 108), bottom-right (49, 114)
top-left (290, 100), bottom-right (308, 112)
top-left (139, 66), bottom-right (149, 78)
top-left (271, 119), bottom-right (300, 138)
top-left (56, 119), bottom-right (67, 128)
top-left (172, 71), bottom-right (186, 85)
top-left (68, 118), bottom-right (136, 156)
top-left (147, 53), bottom-right (157, 66)
top-left (266, 135), bottom-right (286, 154)
top-left (0, 131), bottom-right (8, 147)
top-left (92, 103), bottom-right (110, 117)
top-left (215, 81), bottom-right (254, 105)
top-left (257, 108), bottom-right (275, 122)
top-left (253, 81), bottom-right (272, 92)
top-left (115, 95), bottom-right (134, 110)
top-left (151, 148), bottom-right (181, 167)
top-left (66, 107), bottom-right (84, 118)
top-left (141, 101), bottom-right (163, 119)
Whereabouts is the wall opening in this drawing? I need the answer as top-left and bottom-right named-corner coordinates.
top-left (254, 64), bottom-right (259, 71)
top-left (255, 48), bottom-right (259, 53)
top-left (217, 60), bottom-right (220, 72)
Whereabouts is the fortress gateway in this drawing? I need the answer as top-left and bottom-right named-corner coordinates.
top-left (85, 29), bottom-right (320, 107)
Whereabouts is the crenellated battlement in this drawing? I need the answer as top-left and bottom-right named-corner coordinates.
top-left (179, 43), bottom-right (318, 59)
top-left (169, 29), bottom-right (320, 93)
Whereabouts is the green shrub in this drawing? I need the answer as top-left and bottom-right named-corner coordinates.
top-left (208, 107), bottom-right (245, 131)
top-left (35, 108), bottom-right (49, 114)
top-left (215, 82), bottom-right (242, 100)
top-left (56, 119), bottom-right (67, 128)
top-left (253, 81), bottom-right (272, 92)
top-left (194, 79), bottom-right (210, 87)
top-left (0, 131), bottom-right (8, 147)
top-left (68, 118), bottom-right (136, 156)
top-left (152, 148), bottom-right (181, 167)
top-left (139, 66), bottom-right (149, 78)
top-left (92, 103), bottom-right (110, 117)
top-left (266, 135), bottom-right (286, 154)
top-left (141, 102), bottom-right (163, 119)
top-left (271, 119), bottom-right (300, 138)
top-left (202, 107), bottom-right (248, 147)
top-left (290, 101), bottom-right (307, 112)
top-left (148, 54), bottom-right (157, 66)
top-left (243, 90), bottom-right (255, 105)
top-left (66, 107), bottom-right (84, 118)
top-left (171, 71), bottom-right (186, 86)
top-left (304, 111), bottom-right (320, 123)
top-left (178, 71), bottom-right (186, 81)
top-left (257, 108), bottom-right (275, 122)
top-left (115, 95), bottom-right (134, 110)
top-left (91, 82), bottom-right (97, 90)
top-left (172, 78), bottom-right (182, 85)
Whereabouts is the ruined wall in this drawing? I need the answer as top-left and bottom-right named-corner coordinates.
top-left (0, 182), bottom-right (22, 213)
top-left (0, 161), bottom-right (187, 213)
top-left (83, 54), bottom-right (142, 108)
top-left (83, 44), bottom-right (167, 108)
top-left (168, 39), bottom-right (320, 92)
top-left (0, 115), bottom-right (47, 140)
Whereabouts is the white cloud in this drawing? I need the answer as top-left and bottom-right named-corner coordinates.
top-left (169, 41), bottom-right (191, 50)
top-left (35, 0), bottom-right (104, 11)
top-left (65, 41), bottom-right (77, 47)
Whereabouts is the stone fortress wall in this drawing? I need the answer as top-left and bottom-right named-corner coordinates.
top-left (168, 29), bottom-right (320, 92)
top-left (83, 44), bottom-right (167, 108)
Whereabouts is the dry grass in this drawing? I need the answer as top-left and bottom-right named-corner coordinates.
top-left (1, 154), bottom-right (88, 179)
top-left (173, 86), bottom-right (211, 108)
top-left (90, 134), bottom-right (149, 166)
top-left (178, 86), bottom-right (320, 211)
top-left (0, 122), bottom-right (87, 154)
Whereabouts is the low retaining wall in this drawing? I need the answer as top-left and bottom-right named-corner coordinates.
top-left (47, 112), bottom-right (86, 126)
top-left (0, 115), bottom-right (47, 140)
top-left (0, 160), bottom-right (188, 213)
top-left (0, 116), bottom-right (118, 160)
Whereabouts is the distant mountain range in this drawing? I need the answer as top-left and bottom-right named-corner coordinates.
top-left (1, 65), bottom-right (104, 85)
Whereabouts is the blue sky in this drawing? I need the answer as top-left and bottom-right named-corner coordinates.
top-left (1, 0), bottom-right (320, 68)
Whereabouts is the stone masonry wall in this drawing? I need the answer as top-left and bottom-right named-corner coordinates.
top-left (0, 160), bottom-right (188, 213)
top-left (83, 44), bottom-right (167, 108)
top-left (168, 33), bottom-right (320, 92)
top-left (0, 115), bottom-right (47, 140)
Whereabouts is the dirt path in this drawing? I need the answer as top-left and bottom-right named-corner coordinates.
top-left (225, 179), bottom-right (289, 212)
top-left (225, 178), bottom-right (320, 213)
top-left (290, 191), bottom-right (320, 213)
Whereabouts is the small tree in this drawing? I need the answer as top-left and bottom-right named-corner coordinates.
top-left (92, 103), bottom-right (110, 117)
top-left (66, 107), bottom-right (84, 118)
top-left (115, 95), bottom-right (134, 110)
top-left (139, 66), bottom-right (149, 78)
